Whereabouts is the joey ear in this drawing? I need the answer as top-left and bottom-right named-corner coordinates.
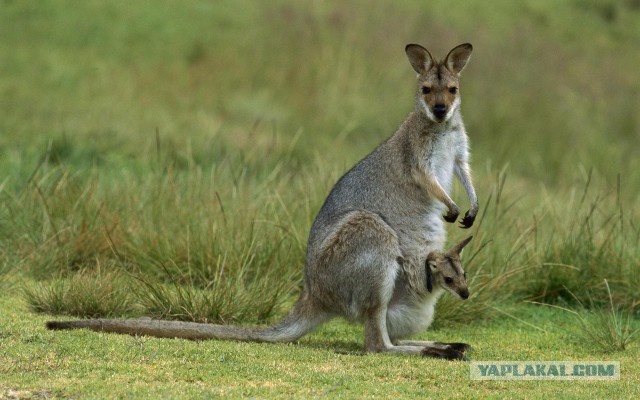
top-left (425, 259), bottom-right (437, 293)
top-left (450, 236), bottom-right (473, 256)
top-left (405, 44), bottom-right (434, 75)
top-left (445, 43), bottom-right (473, 74)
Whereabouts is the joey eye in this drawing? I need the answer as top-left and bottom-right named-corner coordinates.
top-left (422, 87), bottom-right (431, 94)
top-left (444, 277), bottom-right (453, 284)
top-left (449, 87), bottom-right (458, 94)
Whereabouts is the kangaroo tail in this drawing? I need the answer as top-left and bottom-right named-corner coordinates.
top-left (46, 297), bottom-right (328, 343)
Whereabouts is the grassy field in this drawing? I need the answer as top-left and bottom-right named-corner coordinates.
top-left (1, 0), bottom-right (639, 398)
top-left (1, 292), bottom-right (639, 398)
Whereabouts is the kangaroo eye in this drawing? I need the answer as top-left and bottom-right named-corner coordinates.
top-left (444, 277), bottom-right (453, 284)
top-left (422, 87), bottom-right (431, 94)
top-left (449, 87), bottom-right (458, 94)
top-left (464, 272), bottom-right (467, 279)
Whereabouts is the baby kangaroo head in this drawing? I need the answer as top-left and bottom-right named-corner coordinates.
top-left (405, 43), bottom-right (473, 123)
top-left (425, 236), bottom-right (473, 300)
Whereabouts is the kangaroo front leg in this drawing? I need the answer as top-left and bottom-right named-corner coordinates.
top-left (412, 169), bottom-right (460, 223)
top-left (454, 160), bottom-right (478, 229)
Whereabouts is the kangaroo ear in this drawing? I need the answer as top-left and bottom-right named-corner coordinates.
top-left (405, 44), bottom-right (434, 75)
top-left (451, 236), bottom-right (473, 256)
top-left (425, 259), bottom-right (437, 293)
top-left (445, 43), bottom-right (473, 74)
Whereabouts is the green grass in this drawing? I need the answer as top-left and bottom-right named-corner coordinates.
top-left (23, 269), bottom-right (138, 318)
top-left (1, 0), bottom-right (639, 397)
top-left (532, 280), bottom-right (639, 353)
top-left (1, 290), bottom-right (639, 399)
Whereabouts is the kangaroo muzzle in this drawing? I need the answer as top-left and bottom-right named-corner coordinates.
top-left (433, 104), bottom-right (447, 121)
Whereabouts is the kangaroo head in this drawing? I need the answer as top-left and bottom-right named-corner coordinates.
top-left (425, 236), bottom-right (473, 299)
top-left (405, 43), bottom-right (473, 123)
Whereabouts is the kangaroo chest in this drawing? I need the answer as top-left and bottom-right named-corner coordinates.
top-left (425, 131), bottom-right (458, 193)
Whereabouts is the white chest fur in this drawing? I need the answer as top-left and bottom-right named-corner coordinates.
top-left (427, 129), bottom-right (462, 193)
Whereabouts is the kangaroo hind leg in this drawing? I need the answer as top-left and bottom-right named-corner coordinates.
top-left (320, 211), bottom-right (426, 355)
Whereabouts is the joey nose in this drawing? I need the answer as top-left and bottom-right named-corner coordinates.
top-left (459, 289), bottom-right (469, 300)
top-left (433, 104), bottom-right (447, 120)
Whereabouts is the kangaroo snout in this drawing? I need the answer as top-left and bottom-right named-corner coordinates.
top-left (433, 104), bottom-right (447, 121)
top-left (459, 288), bottom-right (469, 300)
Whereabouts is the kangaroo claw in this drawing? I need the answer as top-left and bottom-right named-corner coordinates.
top-left (458, 211), bottom-right (475, 229)
top-left (443, 210), bottom-right (459, 223)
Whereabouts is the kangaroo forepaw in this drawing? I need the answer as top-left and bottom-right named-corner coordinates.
top-left (458, 211), bottom-right (475, 229)
top-left (421, 347), bottom-right (469, 361)
top-left (443, 209), bottom-right (460, 223)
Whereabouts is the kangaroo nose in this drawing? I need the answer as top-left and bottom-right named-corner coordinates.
top-left (459, 289), bottom-right (469, 300)
top-left (433, 104), bottom-right (447, 120)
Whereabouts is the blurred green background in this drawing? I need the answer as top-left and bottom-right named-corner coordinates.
top-left (0, 0), bottom-right (638, 322)
top-left (2, 0), bottom-right (638, 186)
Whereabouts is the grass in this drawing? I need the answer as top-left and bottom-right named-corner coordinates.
top-left (23, 269), bottom-right (138, 318)
top-left (1, 291), bottom-right (639, 399)
top-left (522, 172), bottom-right (640, 308)
top-left (532, 281), bottom-right (639, 353)
top-left (11, 144), bottom-right (640, 326)
top-left (1, 0), bottom-right (639, 397)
